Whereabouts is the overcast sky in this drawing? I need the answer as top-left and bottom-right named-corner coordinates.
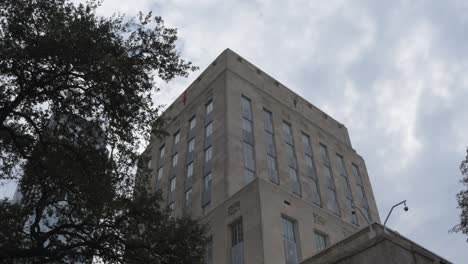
top-left (2, 0), bottom-right (467, 263)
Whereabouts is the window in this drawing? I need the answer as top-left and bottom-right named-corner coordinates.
top-left (230, 219), bottom-right (244, 264)
top-left (157, 166), bottom-right (163, 181)
top-left (172, 153), bottom-right (179, 168)
top-left (336, 155), bottom-right (346, 176)
top-left (337, 155), bottom-right (358, 225)
top-left (204, 173), bottom-right (212, 188)
top-left (205, 122), bottom-right (213, 138)
top-left (243, 142), bottom-right (255, 171)
top-left (347, 199), bottom-right (358, 225)
top-left (283, 122), bottom-right (293, 142)
top-left (266, 155), bottom-right (278, 183)
top-left (356, 187), bottom-right (367, 207)
top-left (265, 133), bottom-right (276, 156)
top-left (187, 163), bottom-right (194, 179)
top-left (364, 207), bottom-right (371, 221)
top-left (302, 134), bottom-right (321, 206)
top-left (242, 118), bottom-right (252, 133)
top-left (314, 232), bottom-right (327, 251)
top-left (302, 133), bottom-right (311, 150)
top-left (203, 173), bottom-right (212, 205)
top-left (337, 155), bottom-right (352, 198)
top-left (188, 139), bottom-right (195, 153)
top-left (319, 144), bottom-right (330, 164)
top-left (189, 116), bottom-right (196, 130)
top-left (320, 144), bottom-right (339, 215)
top-left (310, 179), bottom-right (321, 206)
top-left (174, 131), bottom-right (180, 145)
top-left (327, 188), bottom-right (340, 215)
top-left (304, 155), bottom-right (315, 171)
top-left (241, 96), bottom-right (252, 120)
top-left (286, 144), bottom-right (297, 168)
top-left (241, 96), bottom-right (256, 185)
top-left (204, 238), bottom-right (213, 264)
top-left (282, 217), bottom-right (296, 242)
top-left (205, 146), bottom-right (213, 163)
top-left (282, 217), bottom-right (299, 264)
top-left (283, 122), bottom-right (300, 195)
top-left (206, 100), bottom-right (213, 115)
top-left (289, 167), bottom-right (301, 195)
top-left (352, 164), bottom-right (370, 221)
top-left (264, 110), bottom-right (278, 184)
top-left (170, 177), bottom-right (176, 192)
top-left (323, 165), bottom-right (334, 187)
top-left (231, 220), bottom-right (243, 246)
top-left (169, 202), bottom-right (174, 212)
top-left (185, 188), bottom-right (192, 206)
top-left (352, 163), bottom-right (363, 186)
top-left (264, 110), bottom-right (274, 132)
top-left (160, 145), bottom-right (165, 159)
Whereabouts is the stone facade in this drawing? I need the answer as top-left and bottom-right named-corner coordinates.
top-left (300, 223), bottom-right (451, 264)
top-left (143, 49), bottom-right (380, 264)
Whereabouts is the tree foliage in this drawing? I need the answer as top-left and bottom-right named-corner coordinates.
top-left (453, 148), bottom-right (468, 240)
top-left (0, 0), bottom-right (206, 263)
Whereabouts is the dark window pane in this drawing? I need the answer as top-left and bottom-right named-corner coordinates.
top-left (319, 144), bottom-right (329, 164)
top-left (323, 165), bottom-right (334, 188)
top-left (289, 168), bottom-right (301, 195)
top-left (352, 164), bottom-right (363, 186)
top-left (336, 155), bottom-right (346, 176)
top-left (241, 96), bottom-right (252, 120)
top-left (287, 145), bottom-right (297, 169)
top-left (283, 122), bottom-right (293, 143)
top-left (265, 133), bottom-right (276, 156)
top-left (243, 143), bottom-right (255, 171)
top-left (264, 110), bottom-right (273, 132)
top-left (267, 155), bottom-right (279, 184)
top-left (326, 188), bottom-right (340, 215)
top-left (314, 232), bottom-right (327, 251)
top-left (204, 238), bottom-right (213, 264)
top-left (310, 179), bottom-right (321, 206)
top-left (244, 169), bottom-right (255, 184)
top-left (231, 220), bottom-right (243, 246)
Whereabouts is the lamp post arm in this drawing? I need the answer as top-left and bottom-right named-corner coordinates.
top-left (383, 200), bottom-right (406, 232)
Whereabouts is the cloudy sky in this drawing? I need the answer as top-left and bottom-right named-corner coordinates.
top-left (2, 0), bottom-right (468, 262)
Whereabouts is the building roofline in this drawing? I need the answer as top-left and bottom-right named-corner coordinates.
top-left (301, 222), bottom-right (452, 264)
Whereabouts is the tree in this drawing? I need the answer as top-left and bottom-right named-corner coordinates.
top-left (0, 0), bottom-right (207, 263)
top-left (453, 148), bottom-right (468, 240)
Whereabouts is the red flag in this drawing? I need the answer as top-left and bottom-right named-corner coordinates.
top-left (183, 90), bottom-right (187, 105)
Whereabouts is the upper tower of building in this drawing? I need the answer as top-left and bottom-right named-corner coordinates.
top-left (143, 49), bottom-right (379, 264)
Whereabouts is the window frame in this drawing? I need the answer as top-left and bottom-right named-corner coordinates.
top-left (205, 122), bottom-right (213, 138)
top-left (314, 230), bottom-right (328, 252)
top-left (205, 146), bottom-right (213, 163)
top-left (174, 131), bottom-right (180, 145)
top-left (172, 153), bottom-right (179, 168)
top-left (206, 100), bottom-right (213, 115)
top-left (188, 138), bottom-right (195, 153)
top-left (189, 116), bottom-right (196, 130)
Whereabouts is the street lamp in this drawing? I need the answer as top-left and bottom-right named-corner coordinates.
top-left (383, 200), bottom-right (409, 233)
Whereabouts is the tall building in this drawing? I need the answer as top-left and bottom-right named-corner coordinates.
top-left (143, 49), bottom-right (380, 264)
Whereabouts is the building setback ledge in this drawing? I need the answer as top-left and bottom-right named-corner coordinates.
top-left (300, 223), bottom-right (452, 264)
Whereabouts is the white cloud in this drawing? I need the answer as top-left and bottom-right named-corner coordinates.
top-left (3, 0), bottom-right (468, 263)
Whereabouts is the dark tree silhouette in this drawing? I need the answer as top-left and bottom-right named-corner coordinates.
top-left (0, 0), bottom-right (206, 263)
top-left (453, 148), bottom-right (468, 241)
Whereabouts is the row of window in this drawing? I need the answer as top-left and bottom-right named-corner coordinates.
top-left (241, 94), bottom-right (371, 224)
top-left (203, 217), bottom-right (329, 264)
top-left (156, 100), bottom-right (215, 214)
